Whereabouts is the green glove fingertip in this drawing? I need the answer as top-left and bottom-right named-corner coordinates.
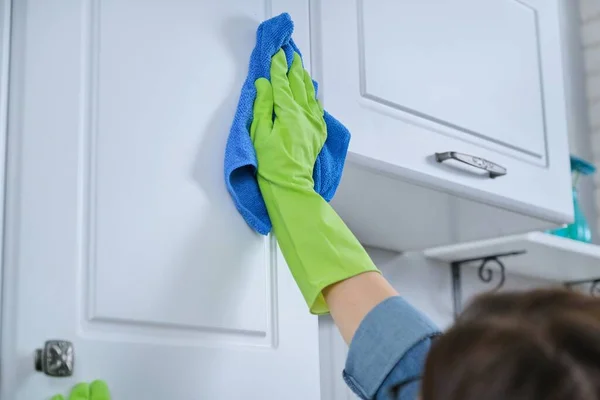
top-left (90, 380), bottom-right (111, 400)
top-left (251, 78), bottom-right (274, 143)
top-left (69, 382), bottom-right (90, 400)
top-left (288, 53), bottom-right (308, 107)
top-left (270, 49), bottom-right (293, 105)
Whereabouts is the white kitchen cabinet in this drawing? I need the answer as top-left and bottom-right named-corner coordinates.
top-left (0, 1), bottom-right (320, 399)
top-left (313, 0), bottom-right (574, 250)
top-left (0, 0), bottom-right (581, 397)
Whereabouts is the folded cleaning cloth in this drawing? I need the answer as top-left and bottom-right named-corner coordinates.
top-left (224, 12), bottom-right (350, 235)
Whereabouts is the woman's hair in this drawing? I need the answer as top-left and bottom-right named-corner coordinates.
top-left (421, 289), bottom-right (600, 400)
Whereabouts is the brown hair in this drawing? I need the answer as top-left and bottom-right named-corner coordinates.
top-left (421, 289), bottom-right (600, 400)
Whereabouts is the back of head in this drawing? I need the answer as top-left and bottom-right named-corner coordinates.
top-left (421, 289), bottom-right (600, 400)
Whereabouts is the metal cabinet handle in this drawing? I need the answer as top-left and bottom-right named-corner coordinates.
top-left (35, 340), bottom-right (74, 377)
top-left (435, 151), bottom-right (507, 179)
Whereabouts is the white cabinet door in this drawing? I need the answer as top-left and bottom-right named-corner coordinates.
top-left (0, 1), bottom-right (320, 399)
top-left (316, 0), bottom-right (572, 223)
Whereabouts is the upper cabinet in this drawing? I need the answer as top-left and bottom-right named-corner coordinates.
top-left (312, 0), bottom-right (574, 250)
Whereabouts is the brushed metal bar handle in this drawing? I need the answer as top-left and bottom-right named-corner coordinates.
top-left (435, 151), bottom-right (507, 179)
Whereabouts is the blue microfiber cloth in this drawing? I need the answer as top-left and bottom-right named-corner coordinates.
top-left (224, 12), bottom-right (350, 235)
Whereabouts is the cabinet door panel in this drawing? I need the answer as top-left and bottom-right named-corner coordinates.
top-left (0, 1), bottom-right (319, 399)
top-left (361, 0), bottom-right (545, 159)
top-left (317, 0), bottom-right (572, 225)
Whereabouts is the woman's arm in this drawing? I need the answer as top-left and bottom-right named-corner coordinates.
top-left (324, 272), bottom-right (399, 344)
top-left (251, 49), bottom-right (439, 399)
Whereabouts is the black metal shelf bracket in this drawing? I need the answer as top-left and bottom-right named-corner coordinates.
top-left (449, 249), bottom-right (600, 320)
top-left (565, 278), bottom-right (600, 296)
top-left (451, 251), bottom-right (526, 319)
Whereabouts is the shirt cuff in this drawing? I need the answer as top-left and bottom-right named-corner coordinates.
top-left (343, 296), bottom-right (440, 399)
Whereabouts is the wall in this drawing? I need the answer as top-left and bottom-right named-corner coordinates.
top-left (567, 0), bottom-right (598, 243)
top-left (580, 0), bottom-right (600, 239)
top-left (320, 2), bottom-right (596, 398)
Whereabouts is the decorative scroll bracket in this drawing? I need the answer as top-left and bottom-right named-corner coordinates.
top-left (450, 251), bottom-right (526, 319)
top-left (565, 278), bottom-right (600, 297)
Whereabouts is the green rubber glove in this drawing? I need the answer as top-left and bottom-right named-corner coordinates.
top-left (51, 380), bottom-right (110, 400)
top-left (251, 49), bottom-right (379, 314)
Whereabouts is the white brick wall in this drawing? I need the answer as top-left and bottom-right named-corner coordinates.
top-left (582, 19), bottom-right (600, 47)
top-left (588, 74), bottom-right (600, 101)
top-left (581, 0), bottom-right (600, 22)
top-left (580, 0), bottom-right (600, 236)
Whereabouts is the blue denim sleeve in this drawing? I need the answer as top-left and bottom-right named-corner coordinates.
top-left (343, 296), bottom-right (440, 400)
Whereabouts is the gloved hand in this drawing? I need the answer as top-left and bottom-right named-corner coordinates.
top-left (251, 49), bottom-right (379, 314)
top-left (51, 380), bottom-right (110, 400)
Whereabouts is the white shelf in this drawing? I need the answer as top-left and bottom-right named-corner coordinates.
top-left (424, 232), bottom-right (600, 283)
